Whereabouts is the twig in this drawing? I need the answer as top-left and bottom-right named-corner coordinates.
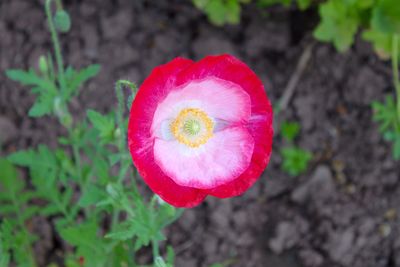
top-left (278, 42), bottom-right (315, 111)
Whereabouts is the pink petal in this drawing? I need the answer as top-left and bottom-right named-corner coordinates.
top-left (151, 77), bottom-right (251, 136)
top-left (153, 126), bottom-right (255, 189)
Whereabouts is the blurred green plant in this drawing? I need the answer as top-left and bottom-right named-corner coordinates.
top-left (3, 0), bottom-right (183, 266)
top-left (192, 0), bottom-right (250, 26)
top-left (279, 121), bottom-right (312, 176)
top-left (192, 0), bottom-right (311, 26)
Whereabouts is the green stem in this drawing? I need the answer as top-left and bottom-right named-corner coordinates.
top-left (45, 0), bottom-right (66, 93)
top-left (152, 238), bottom-right (160, 263)
top-left (115, 80), bottom-right (137, 150)
top-left (392, 35), bottom-right (400, 119)
top-left (114, 80), bottom-right (138, 186)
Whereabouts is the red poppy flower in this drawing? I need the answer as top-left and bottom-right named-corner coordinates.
top-left (128, 55), bottom-right (273, 208)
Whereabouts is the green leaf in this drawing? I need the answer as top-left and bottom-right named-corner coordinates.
top-left (297, 0), bottom-right (312, 10)
top-left (87, 109), bottom-right (115, 143)
top-left (6, 69), bottom-right (56, 91)
top-left (362, 28), bottom-right (395, 59)
top-left (0, 222), bottom-right (11, 267)
top-left (59, 222), bottom-right (98, 247)
top-left (59, 222), bottom-right (106, 266)
top-left (313, 0), bottom-right (360, 51)
top-left (78, 184), bottom-right (107, 207)
top-left (64, 64), bottom-right (100, 100)
top-left (40, 205), bottom-right (60, 216)
top-left (372, 96), bottom-right (397, 133)
top-left (28, 90), bottom-right (55, 117)
top-left (6, 69), bottom-right (57, 117)
top-left (105, 220), bottom-right (137, 241)
top-left (8, 145), bottom-right (59, 191)
top-left (0, 159), bottom-right (22, 193)
top-left (280, 121), bottom-right (301, 142)
top-left (204, 0), bottom-right (228, 26)
top-left (225, 0), bottom-right (241, 24)
top-left (280, 146), bottom-right (312, 176)
top-left (393, 134), bottom-right (400, 160)
top-left (195, 0), bottom-right (244, 26)
top-left (372, 0), bottom-right (400, 35)
top-left (257, 0), bottom-right (291, 8)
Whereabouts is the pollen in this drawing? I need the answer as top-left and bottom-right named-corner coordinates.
top-left (171, 108), bottom-right (214, 148)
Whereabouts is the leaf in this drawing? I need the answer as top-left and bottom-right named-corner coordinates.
top-left (0, 222), bottom-right (11, 267)
top-left (204, 0), bottom-right (228, 26)
top-left (6, 69), bottom-right (56, 91)
top-left (28, 91), bottom-right (55, 117)
top-left (8, 145), bottom-right (59, 191)
top-left (195, 0), bottom-right (244, 26)
top-left (64, 64), bottom-right (100, 100)
top-left (59, 222), bottom-right (106, 267)
top-left (362, 28), bottom-right (394, 59)
top-left (393, 134), bottom-right (400, 160)
top-left (297, 0), bottom-right (312, 10)
top-left (313, 0), bottom-right (360, 51)
top-left (372, 96), bottom-right (397, 133)
top-left (225, 0), bottom-right (241, 24)
top-left (20, 206), bottom-right (40, 221)
top-left (87, 109), bottom-right (115, 143)
top-left (40, 205), bottom-right (60, 216)
top-left (78, 184), bottom-right (107, 208)
top-left (59, 222), bottom-right (98, 247)
top-left (280, 146), bottom-right (312, 176)
top-left (257, 0), bottom-right (291, 8)
top-left (372, 0), bottom-right (400, 35)
top-left (0, 159), bottom-right (22, 193)
top-left (7, 149), bottom-right (36, 167)
top-left (105, 220), bottom-right (137, 241)
top-left (280, 121), bottom-right (301, 142)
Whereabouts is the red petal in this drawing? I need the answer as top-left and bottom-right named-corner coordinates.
top-left (128, 57), bottom-right (207, 207)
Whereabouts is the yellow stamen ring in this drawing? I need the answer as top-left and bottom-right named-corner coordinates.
top-left (170, 108), bottom-right (214, 148)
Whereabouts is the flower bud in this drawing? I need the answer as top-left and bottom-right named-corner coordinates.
top-left (38, 56), bottom-right (48, 75)
top-left (54, 10), bottom-right (71, 33)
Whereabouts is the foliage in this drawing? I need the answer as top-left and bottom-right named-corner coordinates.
top-left (193, 0), bottom-right (312, 25)
top-left (192, 0), bottom-right (400, 57)
top-left (372, 95), bottom-right (400, 159)
top-left (3, 0), bottom-right (184, 266)
top-left (279, 121), bottom-right (312, 176)
top-left (280, 147), bottom-right (312, 176)
top-left (192, 0), bottom-right (250, 26)
top-left (280, 121), bottom-right (300, 142)
top-left (0, 160), bottom-right (37, 267)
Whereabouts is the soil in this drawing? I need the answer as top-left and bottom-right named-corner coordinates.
top-left (1, 0), bottom-right (400, 267)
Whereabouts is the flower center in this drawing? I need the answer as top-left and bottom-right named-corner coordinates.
top-left (170, 108), bottom-right (214, 148)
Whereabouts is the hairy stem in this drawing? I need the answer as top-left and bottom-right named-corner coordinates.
top-left (115, 80), bottom-right (137, 152)
top-left (45, 0), bottom-right (66, 93)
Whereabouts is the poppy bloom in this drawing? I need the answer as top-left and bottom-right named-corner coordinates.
top-left (128, 55), bottom-right (273, 208)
